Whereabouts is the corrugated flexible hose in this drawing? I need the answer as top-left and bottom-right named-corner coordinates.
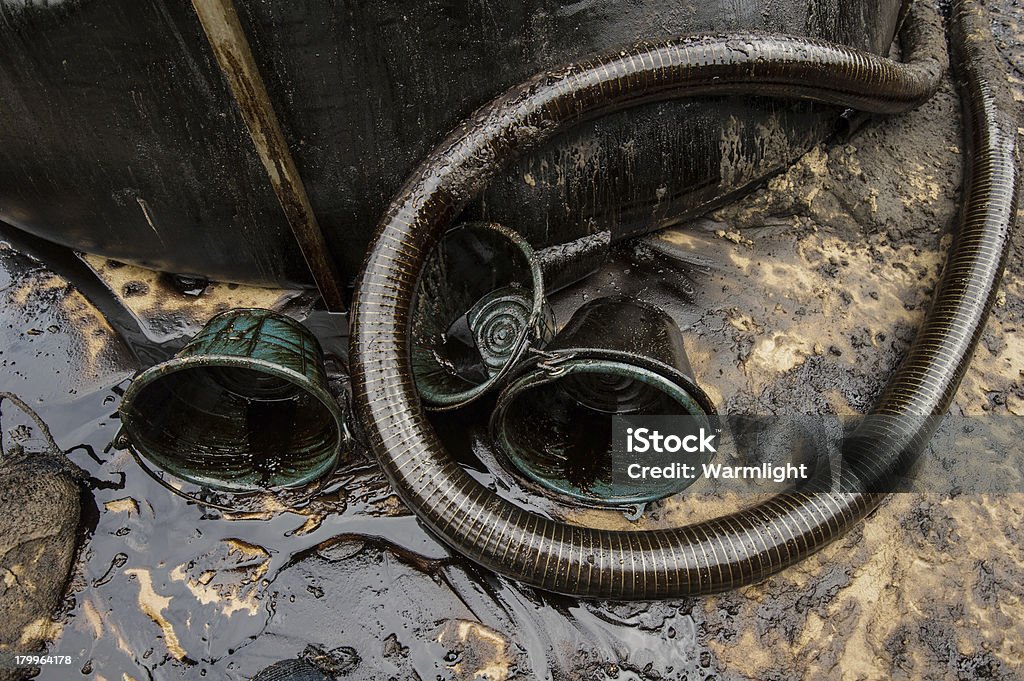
top-left (349, 0), bottom-right (1019, 597)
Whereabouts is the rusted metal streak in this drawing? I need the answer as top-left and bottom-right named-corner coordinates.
top-left (191, 0), bottom-right (346, 312)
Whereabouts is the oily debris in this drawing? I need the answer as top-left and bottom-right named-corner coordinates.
top-left (0, 398), bottom-right (82, 681)
top-left (3, 3), bottom-right (1021, 681)
top-left (0, 244), bottom-right (137, 401)
top-left (80, 253), bottom-right (307, 347)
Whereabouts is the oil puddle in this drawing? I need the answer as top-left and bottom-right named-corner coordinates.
top-left (31, 379), bottom-right (712, 680)
top-left (1, 235), bottom-right (712, 680)
top-left (0, 213), bottom-right (911, 679)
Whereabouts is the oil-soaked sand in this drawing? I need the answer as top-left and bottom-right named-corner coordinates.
top-left (0, 2), bottom-right (1022, 679)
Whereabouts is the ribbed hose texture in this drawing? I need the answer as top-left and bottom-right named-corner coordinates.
top-left (349, 0), bottom-right (1018, 597)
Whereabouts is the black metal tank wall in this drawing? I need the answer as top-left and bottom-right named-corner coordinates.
top-left (0, 0), bottom-right (905, 288)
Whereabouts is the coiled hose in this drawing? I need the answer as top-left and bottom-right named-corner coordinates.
top-left (350, 0), bottom-right (1019, 597)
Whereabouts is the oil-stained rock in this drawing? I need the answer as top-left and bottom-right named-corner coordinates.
top-left (0, 399), bottom-right (82, 681)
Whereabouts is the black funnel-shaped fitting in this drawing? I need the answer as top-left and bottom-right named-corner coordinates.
top-left (411, 222), bottom-right (556, 410)
top-left (490, 297), bottom-right (716, 505)
top-left (119, 308), bottom-right (347, 492)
